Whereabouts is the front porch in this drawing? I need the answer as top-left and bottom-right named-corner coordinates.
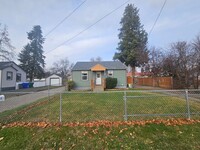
top-left (90, 64), bottom-right (107, 92)
top-left (91, 78), bottom-right (106, 92)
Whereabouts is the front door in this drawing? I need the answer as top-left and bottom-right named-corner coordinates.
top-left (96, 72), bottom-right (101, 85)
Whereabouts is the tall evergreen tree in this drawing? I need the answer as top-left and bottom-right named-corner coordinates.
top-left (18, 25), bottom-right (45, 81)
top-left (113, 4), bottom-right (148, 75)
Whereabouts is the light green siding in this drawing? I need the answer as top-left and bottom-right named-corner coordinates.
top-left (72, 69), bottom-right (127, 89)
top-left (113, 70), bottom-right (127, 88)
top-left (72, 71), bottom-right (92, 90)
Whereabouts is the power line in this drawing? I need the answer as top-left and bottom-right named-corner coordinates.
top-left (45, 0), bottom-right (130, 54)
top-left (148, 0), bottom-right (167, 36)
top-left (44, 0), bottom-right (87, 37)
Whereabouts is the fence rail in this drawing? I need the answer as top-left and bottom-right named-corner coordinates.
top-left (0, 89), bottom-right (199, 124)
top-left (123, 89), bottom-right (200, 121)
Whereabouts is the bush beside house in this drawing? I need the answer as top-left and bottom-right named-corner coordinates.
top-left (68, 81), bottom-right (74, 91)
top-left (106, 77), bottom-right (117, 89)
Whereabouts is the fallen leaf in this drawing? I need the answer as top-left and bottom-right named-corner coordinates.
top-left (0, 137), bottom-right (4, 141)
top-left (106, 131), bottom-right (111, 135)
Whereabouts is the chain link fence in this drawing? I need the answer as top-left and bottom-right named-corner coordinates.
top-left (123, 90), bottom-right (200, 120)
top-left (0, 89), bottom-right (200, 125)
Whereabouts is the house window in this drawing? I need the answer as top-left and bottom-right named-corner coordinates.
top-left (16, 73), bottom-right (21, 82)
top-left (81, 71), bottom-right (88, 80)
top-left (7, 71), bottom-right (13, 80)
top-left (107, 70), bottom-right (113, 77)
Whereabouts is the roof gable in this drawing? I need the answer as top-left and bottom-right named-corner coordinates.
top-left (91, 64), bottom-right (107, 71)
top-left (72, 61), bottom-right (126, 71)
top-left (0, 61), bottom-right (26, 73)
top-left (47, 74), bottom-right (62, 78)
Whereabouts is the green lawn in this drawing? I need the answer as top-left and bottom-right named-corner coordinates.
top-left (0, 123), bottom-right (200, 149)
top-left (0, 91), bottom-right (200, 149)
top-left (0, 91), bottom-right (200, 124)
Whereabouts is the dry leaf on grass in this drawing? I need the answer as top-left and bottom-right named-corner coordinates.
top-left (0, 137), bottom-right (4, 141)
top-left (2, 118), bottom-right (200, 128)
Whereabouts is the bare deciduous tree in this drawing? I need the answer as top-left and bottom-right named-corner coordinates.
top-left (191, 34), bottom-right (200, 88)
top-left (0, 24), bottom-right (15, 61)
top-left (50, 57), bottom-right (74, 81)
top-left (147, 47), bottom-right (164, 76)
top-left (163, 41), bottom-right (192, 88)
top-left (90, 56), bottom-right (102, 62)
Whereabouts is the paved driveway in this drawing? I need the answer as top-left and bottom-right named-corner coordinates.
top-left (0, 87), bottom-right (65, 113)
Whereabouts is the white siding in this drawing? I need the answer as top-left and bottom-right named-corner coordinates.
top-left (12, 63), bottom-right (26, 82)
top-left (46, 74), bottom-right (62, 86)
top-left (1, 67), bottom-right (16, 88)
top-left (33, 80), bottom-right (46, 87)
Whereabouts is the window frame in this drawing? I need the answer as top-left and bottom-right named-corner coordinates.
top-left (81, 71), bottom-right (88, 81)
top-left (16, 73), bottom-right (22, 82)
top-left (7, 71), bottom-right (13, 80)
top-left (107, 70), bottom-right (113, 77)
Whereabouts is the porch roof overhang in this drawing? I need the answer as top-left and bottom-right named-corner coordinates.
top-left (90, 64), bottom-right (107, 71)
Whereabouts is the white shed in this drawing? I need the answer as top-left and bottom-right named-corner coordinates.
top-left (46, 74), bottom-right (62, 86)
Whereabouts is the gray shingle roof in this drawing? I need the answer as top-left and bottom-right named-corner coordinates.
top-left (0, 62), bottom-right (14, 70)
top-left (0, 61), bottom-right (24, 71)
top-left (72, 61), bottom-right (126, 71)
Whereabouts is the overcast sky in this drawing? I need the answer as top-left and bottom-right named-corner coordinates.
top-left (0, 0), bottom-right (200, 68)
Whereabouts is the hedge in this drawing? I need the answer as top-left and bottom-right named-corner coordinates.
top-left (106, 77), bottom-right (117, 89)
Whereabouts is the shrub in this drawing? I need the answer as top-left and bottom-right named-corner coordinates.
top-left (68, 81), bottom-right (74, 91)
top-left (106, 77), bottom-right (117, 89)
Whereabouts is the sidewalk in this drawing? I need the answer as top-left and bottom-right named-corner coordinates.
top-left (0, 87), bottom-right (65, 113)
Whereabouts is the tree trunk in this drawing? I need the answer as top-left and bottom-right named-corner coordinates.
top-left (29, 73), bottom-right (34, 82)
top-left (192, 74), bottom-right (196, 89)
top-left (132, 66), bottom-right (136, 86)
top-left (131, 66), bottom-right (136, 77)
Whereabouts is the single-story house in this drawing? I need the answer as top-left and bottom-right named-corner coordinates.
top-left (72, 61), bottom-right (127, 91)
top-left (0, 61), bottom-right (26, 91)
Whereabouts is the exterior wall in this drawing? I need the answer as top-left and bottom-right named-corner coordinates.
top-left (72, 71), bottom-right (92, 90)
top-left (113, 70), bottom-right (127, 88)
top-left (14, 64), bottom-right (26, 82)
top-left (1, 67), bottom-right (16, 90)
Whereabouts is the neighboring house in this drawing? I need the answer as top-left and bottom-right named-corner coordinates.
top-left (0, 61), bottom-right (26, 91)
top-left (72, 61), bottom-right (127, 91)
top-left (46, 74), bottom-right (62, 86)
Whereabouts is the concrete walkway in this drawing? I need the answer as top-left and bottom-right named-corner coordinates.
top-left (0, 87), bottom-right (65, 113)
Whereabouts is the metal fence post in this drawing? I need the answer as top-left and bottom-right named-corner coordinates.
top-left (48, 84), bottom-right (50, 101)
top-left (185, 89), bottom-right (191, 119)
top-left (59, 92), bottom-right (62, 123)
top-left (124, 91), bottom-right (128, 121)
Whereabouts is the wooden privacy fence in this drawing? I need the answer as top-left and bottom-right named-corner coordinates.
top-left (127, 77), bottom-right (173, 89)
top-left (127, 76), bottom-right (133, 84)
